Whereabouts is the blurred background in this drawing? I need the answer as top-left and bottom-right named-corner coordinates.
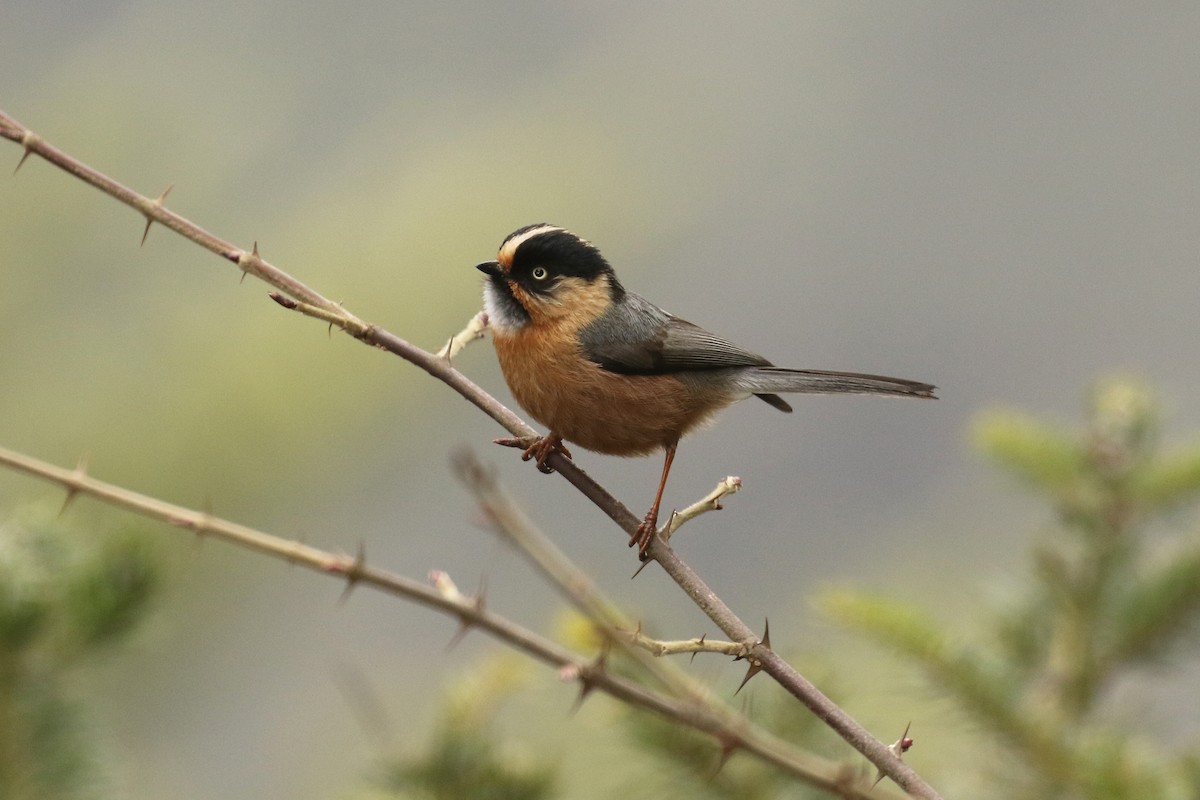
top-left (2, 3), bottom-right (1199, 798)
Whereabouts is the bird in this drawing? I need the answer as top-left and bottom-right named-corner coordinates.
top-left (476, 224), bottom-right (935, 557)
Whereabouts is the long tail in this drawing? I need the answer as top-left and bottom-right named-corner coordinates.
top-left (740, 368), bottom-right (936, 412)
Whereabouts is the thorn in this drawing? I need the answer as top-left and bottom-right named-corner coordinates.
top-left (442, 335), bottom-right (455, 364)
top-left (475, 573), bottom-right (488, 610)
top-left (690, 632), bottom-right (707, 664)
top-left (733, 620), bottom-right (770, 694)
top-left (446, 619), bottom-right (471, 650)
top-left (14, 148), bottom-right (33, 174)
top-left (874, 721), bottom-right (915, 788)
top-left (59, 486), bottom-right (79, 516)
top-left (59, 454), bottom-right (88, 516)
top-left (630, 557), bottom-right (653, 580)
top-left (338, 541), bottom-right (367, 605)
top-left (140, 184), bottom-right (173, 246)
top-left (252, 241), bottom-right (260, 257)
top-left (13, 130), bottom-right (39, 174)
top-left (570, 649), bottom-right (609, 714)
top-left (711, 732), bottom-right (740, 776)
top-left (240, 270), bottom-right (248, 284)
top-left (734, 657), bottom-right (763, 694)
top-left (572, 678), bottom-right (596, 713)
top-left (444, 573), bottom-right (488, 650)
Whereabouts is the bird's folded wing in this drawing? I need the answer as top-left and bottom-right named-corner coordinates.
top-left (579, 293), bottom-right (771, 375)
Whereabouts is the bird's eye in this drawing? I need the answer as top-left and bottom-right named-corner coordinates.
top-left (531, 266), bottom-right (549, 281)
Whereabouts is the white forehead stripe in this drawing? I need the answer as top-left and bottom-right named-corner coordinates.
top-left (497, 225), bottom-right (563, 270)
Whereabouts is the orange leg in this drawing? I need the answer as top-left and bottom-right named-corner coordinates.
top-left (630, 442), bottom-right (677, 556)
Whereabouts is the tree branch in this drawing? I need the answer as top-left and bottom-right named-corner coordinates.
top-left (0, 444), bottom-right (903, 799)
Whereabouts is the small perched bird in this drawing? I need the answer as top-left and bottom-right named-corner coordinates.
top-left (477, 224), bottom-right (935, 556)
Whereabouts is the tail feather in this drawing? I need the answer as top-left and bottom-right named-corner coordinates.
top-left (743, 368), bottom-right (936, 402)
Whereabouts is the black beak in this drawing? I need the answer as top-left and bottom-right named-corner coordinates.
top-left (476, 260), bottom-right (503, 277)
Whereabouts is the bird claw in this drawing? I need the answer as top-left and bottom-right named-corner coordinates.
top-left (629, 512), bottom-right (658, 559)
top-left (495, 435), bottom-right (571, 474)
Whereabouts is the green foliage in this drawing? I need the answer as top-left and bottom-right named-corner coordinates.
top-left (826, 376), bottom-right (1200, 799)
top-left (0, 503), bottom-right (158, 800)
top-left (371, 656), bottom-right (557, 800)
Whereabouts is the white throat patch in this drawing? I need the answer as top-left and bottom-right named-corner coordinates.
top-left (482, 279), bottom-right (528, 333)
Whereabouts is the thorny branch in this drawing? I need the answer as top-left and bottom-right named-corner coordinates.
top-left (0, 108), bottom-right (938, 798)
top-left (0, 444), bottom-right (905, 800)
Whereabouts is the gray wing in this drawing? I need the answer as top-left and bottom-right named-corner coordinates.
top-left (578, 292), bottom-right (773, 375)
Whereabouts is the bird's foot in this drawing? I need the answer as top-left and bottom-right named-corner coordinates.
top-left (494, 435), bottom-right (571, 474)
top-left (629, 511), bottom-right (659, 559)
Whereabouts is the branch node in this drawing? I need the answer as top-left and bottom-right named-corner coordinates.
top-left (444, 572), bottom-right (487, 650)
top-left (436, 311), bottom-right (490, 363)
top-left (58, 454), bottom-right (90, 516)
top-left (236, 245), bottom-right (259, 274)
top-left (733, 620), bottom-right (770, 694)
top-left (874, 722), bottom-right (915, 787)
top-left (140, 183), bottom-right (173, 246)
top-left (567, 648), bottom-right (609, 713)
top-left (13, 130), bottom-right (40, 174)
top-left (338, 541), bottom-right (367, 604)
top-left (690, 632), bottom-right (707, 663)
top-left (193, 498), bottom-right (215, 539)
